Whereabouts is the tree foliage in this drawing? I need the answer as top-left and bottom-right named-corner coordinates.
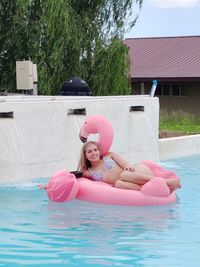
top-left (0, 0), bottom-right (143, 95)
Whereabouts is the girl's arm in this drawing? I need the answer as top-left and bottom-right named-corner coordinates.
top-left (82, 170), bottom-right (94, 180)
top-left (109, 152), bottom-right (135, 172)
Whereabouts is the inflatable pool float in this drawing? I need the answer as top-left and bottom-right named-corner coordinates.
top-left (46, 114), bottom-right (180, 206)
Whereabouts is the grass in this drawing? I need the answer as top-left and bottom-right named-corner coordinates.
top-left (159, 110), bottom-right (200, 134)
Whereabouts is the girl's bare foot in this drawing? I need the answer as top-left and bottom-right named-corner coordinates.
top-left (166, 179), bottom-right (181, 193)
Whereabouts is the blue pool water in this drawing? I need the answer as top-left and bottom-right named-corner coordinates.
top-left (0, 155), bottom-right (200, 267)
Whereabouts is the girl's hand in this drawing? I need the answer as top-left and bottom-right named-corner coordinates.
top-left (123, 164), bottom-right (135, 172)
top-left (37, 184), bottom-right (47, 190)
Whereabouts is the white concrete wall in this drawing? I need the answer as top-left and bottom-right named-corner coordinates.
top-left (0, 95), bottom-right (159, 183)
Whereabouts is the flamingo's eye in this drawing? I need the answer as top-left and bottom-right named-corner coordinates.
top-left (85, 122), bottom-right (87, 124)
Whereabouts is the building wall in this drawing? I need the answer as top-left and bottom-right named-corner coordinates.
top-left (159, 83), bottom-right (200, 117)
top-left (132, 81), bottom-right (200, 117)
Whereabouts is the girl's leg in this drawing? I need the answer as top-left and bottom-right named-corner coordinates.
top-left (114, 180), bottom-right (142, 190)
top-left (119, 167), bottom-right (181, 192)
top-left (119, 170), bottom-right (153, 185)
top-left (135, 163), bottom-right (181, 191)
top-left (134, 164), bottom-right (154, 175)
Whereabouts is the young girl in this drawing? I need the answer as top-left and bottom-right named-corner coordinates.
top-left (78, 141), bottom-right (181, 192)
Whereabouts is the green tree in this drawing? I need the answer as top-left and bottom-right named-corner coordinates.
top-left (0, 0), bottom-right (143, 95)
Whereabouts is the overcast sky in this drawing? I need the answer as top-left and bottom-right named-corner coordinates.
top-left (125, 0), bottom-right (200, 38)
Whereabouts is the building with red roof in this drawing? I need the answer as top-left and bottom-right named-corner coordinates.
top-left (124, 36), bottom-right (200, 116)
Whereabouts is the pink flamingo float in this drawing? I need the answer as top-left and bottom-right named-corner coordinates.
top-left (46, 114), bottom-right (180, 206)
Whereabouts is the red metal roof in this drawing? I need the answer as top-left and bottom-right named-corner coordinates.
top-left (124, 36), bottom-right (200, 80)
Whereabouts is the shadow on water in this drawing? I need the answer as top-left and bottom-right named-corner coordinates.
top-left (43, 199), bottom-right (181, 266)
top-left (47, 200), bottom-right (180, 232)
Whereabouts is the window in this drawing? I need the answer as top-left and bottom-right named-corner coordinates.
top-left (155, 84), bottom-right (189, 96)
top-left (171, 84), bottom-right (180, 96)
top-left (181, 86), bottom-right (189, 96)
top-left (162, 84), bottom-right (170, 96)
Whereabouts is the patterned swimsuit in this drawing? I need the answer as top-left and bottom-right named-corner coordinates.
top-left (88, 157), bottom-right (116, 181)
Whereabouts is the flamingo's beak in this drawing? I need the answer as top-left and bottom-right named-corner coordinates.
top-left (79, 134), bottom-right (87, 143)
top-left (79, 125), bottom-right (89, 143)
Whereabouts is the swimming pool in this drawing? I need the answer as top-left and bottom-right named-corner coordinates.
top-left (0, 155), bottom-right (200, 267)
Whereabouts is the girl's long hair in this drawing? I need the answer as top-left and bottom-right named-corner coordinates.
top-left (77, 141), bottom-right (103, 171)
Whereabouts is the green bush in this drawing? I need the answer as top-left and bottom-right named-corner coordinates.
top-left (159, 110), bottom-right (200, 133)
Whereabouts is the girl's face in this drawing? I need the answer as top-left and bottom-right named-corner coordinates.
top-left (85, 143), bottom-right (100, 162)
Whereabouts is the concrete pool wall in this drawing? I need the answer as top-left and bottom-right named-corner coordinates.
top-left (0, 95), bottom-right (159, 182)
top-left (0, 95), bottom-right (199, 183)
top-left (159, 134), bottom-right (200, 160)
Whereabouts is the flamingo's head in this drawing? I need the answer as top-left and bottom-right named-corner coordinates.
top-left (46, 171), bottom-right (79, 202)
top-left (79, 114), bottom-right (114, 155)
